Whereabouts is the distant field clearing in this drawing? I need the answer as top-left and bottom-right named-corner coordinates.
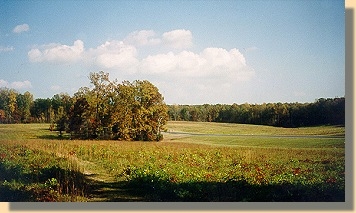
top-left (165, 121), bottom-right (345, 136)
top-left (163, 121), bottom-right (345, 148)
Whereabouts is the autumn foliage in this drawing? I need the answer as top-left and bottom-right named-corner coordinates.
top-left (61, 71), bottom-right (168, 141)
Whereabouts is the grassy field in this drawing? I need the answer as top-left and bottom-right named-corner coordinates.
top-left (0, 122), bottom-right (345, 202)
top-left (164, 121), bottom-right (345, 149)
top-left (165, 121), bottom-right (345, 136)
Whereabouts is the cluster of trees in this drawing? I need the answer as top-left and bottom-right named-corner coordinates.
top-left (0, 89), bottom-right (34, 123)
top-left (0, 88), bottom-right (73, 124)
top-left (0, 71), bottom-right (168, 141)
top-left (168, 97), bottom-right (345, 127)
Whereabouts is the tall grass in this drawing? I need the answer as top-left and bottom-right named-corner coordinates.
top-left (0, 140), bottom-right (87, 201)
top-left (0, 123), bottom-right (345, 201)
top-left (35, 139), bottom-right (343, 201)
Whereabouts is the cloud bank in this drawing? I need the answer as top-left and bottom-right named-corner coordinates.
top-left (87, 40), bottom-right (139, 72)
top-left (162, 29), bottom-right (193, 49)
top-left (140, 48), bottom-right (253, 80)
top-left (124, 30), bottom-right (161, 46)
top-left (27, 29), bottom-right (253, 79)
top-left (27, 29), bottom-right (255, 103)
top-left (28, 40), bottom-right (84, 63)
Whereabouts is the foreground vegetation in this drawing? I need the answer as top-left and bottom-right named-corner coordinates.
top-left (0, 122), bottom-right (345, 201)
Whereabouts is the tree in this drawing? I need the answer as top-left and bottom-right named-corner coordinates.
top-left (30, 98), bottom-right (52, 123)
top-left (16, 91), bottom-right (33, 123)
top-left (61, 71), bottom-right (169, 141)
top-left (179, 106), bottom-right (191, 121)
top-left (68, 97), bottom-right (89, 138)
top-left (169, 104), bottom-right (180, 121)
top-left (54, 106), bottom-right (66, 136)
top-left (111, 80), bottom-right (135, 140)
top-left (131, 80), bottom-right (168, 141)
top-left (0, 88), bottom-right (19, 123)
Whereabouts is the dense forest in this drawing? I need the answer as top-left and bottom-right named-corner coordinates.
top-left (0, 71), bottom-right (345, 141)
top-left (167, 97), bottom-right (345, 127)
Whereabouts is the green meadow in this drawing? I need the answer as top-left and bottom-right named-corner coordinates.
top-left (0, 122), bottom-right (345, 201)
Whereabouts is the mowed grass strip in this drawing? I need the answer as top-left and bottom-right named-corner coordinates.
top-left (0, 123), bottom-right (57, 140)
top-left (165, 121), bottom-right (345, 136)
top-left (164, 121), bottom-right (345, 148)
top-left (165, 134), bottom-right (345, 149)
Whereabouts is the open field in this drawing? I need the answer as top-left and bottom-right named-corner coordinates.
top-left (165, 121), bottom-right (345, 136)
top-left (163, 121), bottom-right (345, 149)
top-left (0, 122), bottom-right (345, 201)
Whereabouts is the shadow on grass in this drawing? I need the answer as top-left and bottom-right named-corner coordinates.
top-left (0, 184), bottom-right (34, 202)
top-left (124, 176), bottom-right (345, 202)
top-left (0, 160), bottom-right (143, 202)
top-left (1, 160), bottom-right (345, 202)
top-left (0, 161), bottom-right (87, 201)
top-left (84, 177), bottom-right (144, 201)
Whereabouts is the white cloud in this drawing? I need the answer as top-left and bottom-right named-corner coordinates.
top-left (13, 24), bottom-right (30, 33)
top-left (124, 30), bottom-right (161, 46)
top-left (87, 40), bottom-right (139, 72)
top-left (139, 46), bottom-right (254, 104)
top-left (139, 47), bottom-right (254, 80)
top-left (0, 79), bottom-right (32, 90)
top-left (162, 29), bottom-right (193, 49)
top-left (28, 40), bottom-right (84, 63)
top-left (201, 48), bottom-right (246, 73)
top-left (0, 46), bottom-right (14, 53)
top-left (27, 49), bottom-right (42, 62)
top-left (124, 29), bottom-right (192, 49)
top-left (140, 52), bottom-right (178, 74)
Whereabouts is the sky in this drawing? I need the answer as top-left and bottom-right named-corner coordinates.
top-left (0, 0), bottom-right (345, 105)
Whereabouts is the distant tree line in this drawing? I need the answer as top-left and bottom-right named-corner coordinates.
top-left (168, 97), bottom-right (345, 127)
top-left (0, 71), bottom-right (168, 141)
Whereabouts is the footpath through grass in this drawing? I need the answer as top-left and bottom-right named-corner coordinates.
top-left (0, 122), bottom-right (345, 202)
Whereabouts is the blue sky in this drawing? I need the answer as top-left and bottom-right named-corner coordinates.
top-left (0, 0), bottom-right (345, 104)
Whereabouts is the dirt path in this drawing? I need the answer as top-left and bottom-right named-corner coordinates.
top-left (27, 144), bottom-right (144, 202)
top-left (80, 159), bottom-right (143, 201)
top-left (62, 154), bottom-right (144, 202)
